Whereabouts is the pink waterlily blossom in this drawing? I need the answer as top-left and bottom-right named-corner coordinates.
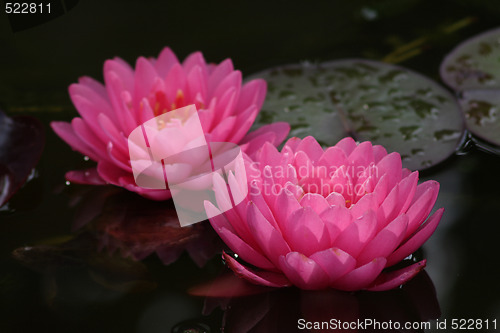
top-left (206, 136), bottom-right (443, 291)
top-left (51, 48), bottom-right (289, 200)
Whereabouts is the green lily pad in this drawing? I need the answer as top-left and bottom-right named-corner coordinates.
top-left (440, 27), bottom-right (500, 91)
top-left (458, 90), bottom-right (500, 146)
top-left (440, 27), bottom-right (500, 149)
top-left (250, 59), bottom-right (465, 170)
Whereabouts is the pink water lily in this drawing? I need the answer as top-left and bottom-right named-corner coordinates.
top-left (206, 136), bottom-right (443, 291)
top-left (51, 48), bottom-right (289, 200)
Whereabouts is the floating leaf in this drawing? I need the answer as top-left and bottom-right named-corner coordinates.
top-left (87, 255), bottom-right (157, 293)
top-left (0, 110), bottom-right (44, 206)
top-left (458, 90), bottom-right (500, 146)
top-left (12, 245), bottom-right (85, 272)
top-left (440, 27), bottom-right (500, 148)
top-left (440, 27), bottom-right (500, 91)
top-left (250, 60), bottom-right (465, 170)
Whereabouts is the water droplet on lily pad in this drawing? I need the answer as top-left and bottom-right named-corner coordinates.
top-left (249, 59), bottom-right (465, 170)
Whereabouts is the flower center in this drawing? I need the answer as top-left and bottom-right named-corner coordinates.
top-left (146, 90), bottom-right (206, 130)
top-left (152, 90), bottom-right (186, 117)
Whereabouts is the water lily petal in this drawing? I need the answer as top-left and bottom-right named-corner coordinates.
top-left (273, 188), bottom-right (301, 232)
top-left (319, 205), bottom-right (351, 242)
top-left (208, 58), bottom-right (234, 97)
top-left (357, 214), bottom-right (409, 266)
top-left (296, 136), bottom-right (324, 162)
top-left (335, 137), bottom-right (357, 156)
top-left (387, 208), bottom-right (444, 266)
top-left (247, 202), bottom-right (291, 267)
top-left (237, 79), bottom-right (267, 111)
top-left (299, 193), bottom-right (330, 215)
top-left (332, 257), bottom-right (387, 291)
top-left (376, 152), bottom-right (403, 189)
top-left (366, 260), bottom-right (426, 291)
top-left (279, 252), bottom-right (329, 289)
top-left (66, 169), bottom-right (106, 185)
top-left (224, 252), bottom-right (291, 287)
top-left (284, 207), bottom-right (329, 256)
top-left (348, 141), bottom-right (374, 169)
top-left (155, 47), bottom-right (180, 78)
top-left (406, 180), bottom-right (440, 236)
top-left (334, 210), bottom-right (377, 258)
top-left (310, 247), bottom-right (357, 283)
top-left (51, 121), bottom-right (100, 161)
top-left (218, 227), bottom-right (276, 271)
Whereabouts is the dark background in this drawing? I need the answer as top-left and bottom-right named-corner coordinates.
top-left (2, 0), bottom-right (500, 332)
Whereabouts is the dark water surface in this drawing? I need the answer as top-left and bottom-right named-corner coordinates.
top-left (2, 1), bottom-right (500, 332)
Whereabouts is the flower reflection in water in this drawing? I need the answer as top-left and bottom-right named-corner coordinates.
top-left (69, 186), bottom-right (223, 267)
top-left (11, 185), bottom-right (224, 309)
top-left (11, 231), bottom-right (158, 307)
top-left (191, 270), bottom-right (440, 333)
